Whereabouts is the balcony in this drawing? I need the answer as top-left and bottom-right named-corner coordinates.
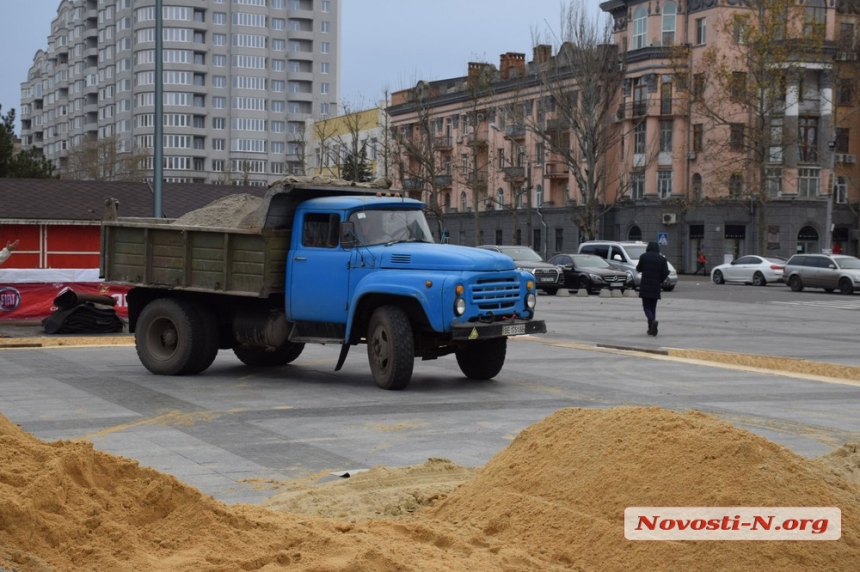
top-left (503, 166), bottom-right (526, 182)
top-left (434, 136), bottom-right (452, 150)
top-left (464, 131), bottom-right (488, 147)
top-left (544, 162), bottom-right (569, 178)
top-left (435, 175), bottom-right (453, 188)
top-left (402, 177), bottom-right (423, 190)
top-left (619, 98), bottom-right (687, 120)
top-left (504, 124), bottom-right (526, 140)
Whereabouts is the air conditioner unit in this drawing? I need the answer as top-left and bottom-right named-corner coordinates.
top-left (476, 113), bottom-right (485, 122)
top-left (845, 154), bottom-right (857, 164)
top-left (455, 135), bottom-right (463, 143)
top-left (687, 152), bottom-right (697, 160)
top-left (662, 212), bottom-right (677, 225)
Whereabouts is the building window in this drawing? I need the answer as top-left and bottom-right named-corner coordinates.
top-left (660, 77), bottom-right (672, 114)
top-left (692, 74), bottom-right (705, 100)
top-left (730, 72), bottom-right (747, 101)
top-left (693, 124), bottom-right (703, 153)
top-left (461, 192), bottom-right (467, 212)
top-left (728, 173), bottom-right (744, 197)
top-left (766, 168), bottom-right (783, 197)
top-left (632, 6), bottom-right (647, 50)
top-left (659, 120), bottom-right (673, 152)
top-left (837, 82), bottom-right (853, 106)
top-left (730, 124), bottom-right (744, 151)
top-left (695, 17), bottom-right (707, 45)
top-left (798, 168), bottom-right (820, 197)
top-left (836, 128), bottom-right (850, 154)
top-left (836, 176), bottom-right (848, 204)
top-left (804, 0), bottom-right (826, 38)
top-left (798, 117), bottom-right (818, 163)
top-left (657, 170), bottom-right (673, 199)
top-left (634, 122), bottom-right (646, 154)
top-left (498, 147), bottom-right (505, 168)
top-left (633, 77), bottom-right (648, 116)
top-left (769, 118), bottom-right (783, 163)
top-left (839, 22), bottom-right (855, 51)
top-left (662, 2), bottom-right (676, 46)
top-left (692, 173), bottom-right (702, 200)
top-left (630, 171), bottom-right (645, 200)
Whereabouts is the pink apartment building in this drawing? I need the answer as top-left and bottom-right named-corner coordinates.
top-left (386, 0), bottom-right (860, 272)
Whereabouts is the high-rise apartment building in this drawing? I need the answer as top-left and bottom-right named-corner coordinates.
top-left (19, 0), bottom-right (340, 185)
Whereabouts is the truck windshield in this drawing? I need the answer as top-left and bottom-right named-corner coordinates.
top-left (349, 209), bottom-right (435, 246)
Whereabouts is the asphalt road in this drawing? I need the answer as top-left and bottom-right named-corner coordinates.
top-left (2, 274), bottom-right (859, 505)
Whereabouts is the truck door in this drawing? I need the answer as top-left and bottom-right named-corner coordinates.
top-left (288, 212), bottom-right (350, 323)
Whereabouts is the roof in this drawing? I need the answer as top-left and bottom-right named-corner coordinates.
top-left (0, 179), bottom-right (269, 223)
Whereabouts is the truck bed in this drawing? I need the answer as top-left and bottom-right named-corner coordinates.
top-left (100, 180), bottom-right (392, 298)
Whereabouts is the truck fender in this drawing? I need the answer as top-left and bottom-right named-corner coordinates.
top-left (344, 275), bottom-right (444, 343)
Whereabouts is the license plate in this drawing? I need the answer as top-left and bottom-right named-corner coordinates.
top-left (539, 276), bottom-right (555, 282)
top-left (502, 324), bottom-right (526, 335)
top-left (609, 283), bottom-right (622, 288)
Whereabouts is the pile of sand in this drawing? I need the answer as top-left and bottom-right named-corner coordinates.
top-left (432, 407), bottom-right (860, 570)
top-left (1, 407), bottom-right (858, 571)
top-left (172, 194), bottom-right (263, 228)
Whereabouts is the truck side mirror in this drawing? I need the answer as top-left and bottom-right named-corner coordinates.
top-left (613, 254), bottom-right (622, 261)
top-left (340, 222), bottom-right (356, 249)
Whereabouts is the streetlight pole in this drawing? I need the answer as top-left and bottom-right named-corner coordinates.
top-left (825, 137), bottom-right (835, 253)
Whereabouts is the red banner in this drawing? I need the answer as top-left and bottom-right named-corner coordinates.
top-left (0, 281), bottom-right (130, 321)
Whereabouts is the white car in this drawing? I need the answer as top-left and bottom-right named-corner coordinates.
top-left (711, 255), bottom-right (787, 286)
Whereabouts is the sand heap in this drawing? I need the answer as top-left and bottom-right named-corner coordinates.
top-left (432, 407), bottom-right (860, 571)
top-left (1, 407), bottom-right (859, 572)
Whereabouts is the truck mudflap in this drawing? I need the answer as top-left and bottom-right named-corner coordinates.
top-left (450, 319), bottom-right (547, 340)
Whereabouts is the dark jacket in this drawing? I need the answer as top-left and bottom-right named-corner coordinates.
top-left (636, 242), bottom-right (670, 299)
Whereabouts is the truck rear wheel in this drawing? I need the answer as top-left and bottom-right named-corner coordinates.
top-left (367, 306), bottom-right (414, 390)
top-left (136, 298), bottom-right (201, 376)
top-left (233, 341), bottom-right (305, 367)
top-left (456, 338), bottom-right (507, 380)
top-left (183, 302), bottom-right (220, 374)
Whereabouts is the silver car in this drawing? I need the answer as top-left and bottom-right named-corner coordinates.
top-left (784, 254), bottom-right (860, 294)
top-left (711, 255), bottom-right (787, 286)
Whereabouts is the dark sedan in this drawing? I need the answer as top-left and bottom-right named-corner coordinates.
top-left (548, 253), bottom-right (632, 294)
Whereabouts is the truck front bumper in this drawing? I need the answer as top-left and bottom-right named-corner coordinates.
top-left (450, 319), bottom-right (547, 340)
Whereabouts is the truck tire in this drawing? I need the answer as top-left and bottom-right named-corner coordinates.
top-left (136, 298), bottom-right (201, 376)
top-left (367, 306), bottom-right (414, 390)
top-left (233, 341), bottom-right (305, 367)
top-left (456, 338), bottom-right (507, 380)
top-left (183, 302), bottom-right (220, 374)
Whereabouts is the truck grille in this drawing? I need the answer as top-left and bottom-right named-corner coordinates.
top-left (470, 277), bottom-right (520, 312)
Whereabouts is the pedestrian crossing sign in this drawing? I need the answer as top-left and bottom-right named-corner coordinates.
top-left (657, 233), bottom-right (668, 246)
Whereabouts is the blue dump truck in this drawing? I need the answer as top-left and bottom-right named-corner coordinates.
top-left (100, 180), bottom-right (546, 389)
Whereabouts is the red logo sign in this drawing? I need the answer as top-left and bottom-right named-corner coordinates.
top-left (0, 287), bottom-right (22, 312)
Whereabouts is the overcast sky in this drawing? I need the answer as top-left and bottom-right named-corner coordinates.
top-left (0, 0), bottom-right (575, 131)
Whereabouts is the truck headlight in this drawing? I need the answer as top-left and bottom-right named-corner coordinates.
top-left (526, 292), bottom-right (536, 309)
top-left (454, 297), bottom-right (466, 316)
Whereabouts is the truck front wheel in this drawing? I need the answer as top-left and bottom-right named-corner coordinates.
top-left (136, 298), bottom-right (201, 376)
top-left (233, 341), bottom-right (305, 367)
top-left (367, 306), bottom-right (414, 390)
top-left (456, 338), bottom-right (507, 380)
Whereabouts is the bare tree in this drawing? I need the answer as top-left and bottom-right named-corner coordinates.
top-left (530, 1), bottom-right (627, 241)
top-left (391, 81), bottom-right (453, 239)
top-left (63, 135), bottom-right (149, 181)
top-left (679, 0), bottom-right (828, 252)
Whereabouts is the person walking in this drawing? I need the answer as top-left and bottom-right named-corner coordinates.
top-left (636, 241), bottom-right (670, 336)
top-left (695, 250), bottom-right (707, 275)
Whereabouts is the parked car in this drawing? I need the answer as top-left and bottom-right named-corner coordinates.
top-left (548, 253), bottom-right (632, 294)
top-left (711, 255), bottom-right (787, 286)
top-left (784, 253), bottom-right (860, 294)
top-left (478, 245), bottom-right (564, 294)
top-left (577, 240), bottom-right (678, 291)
